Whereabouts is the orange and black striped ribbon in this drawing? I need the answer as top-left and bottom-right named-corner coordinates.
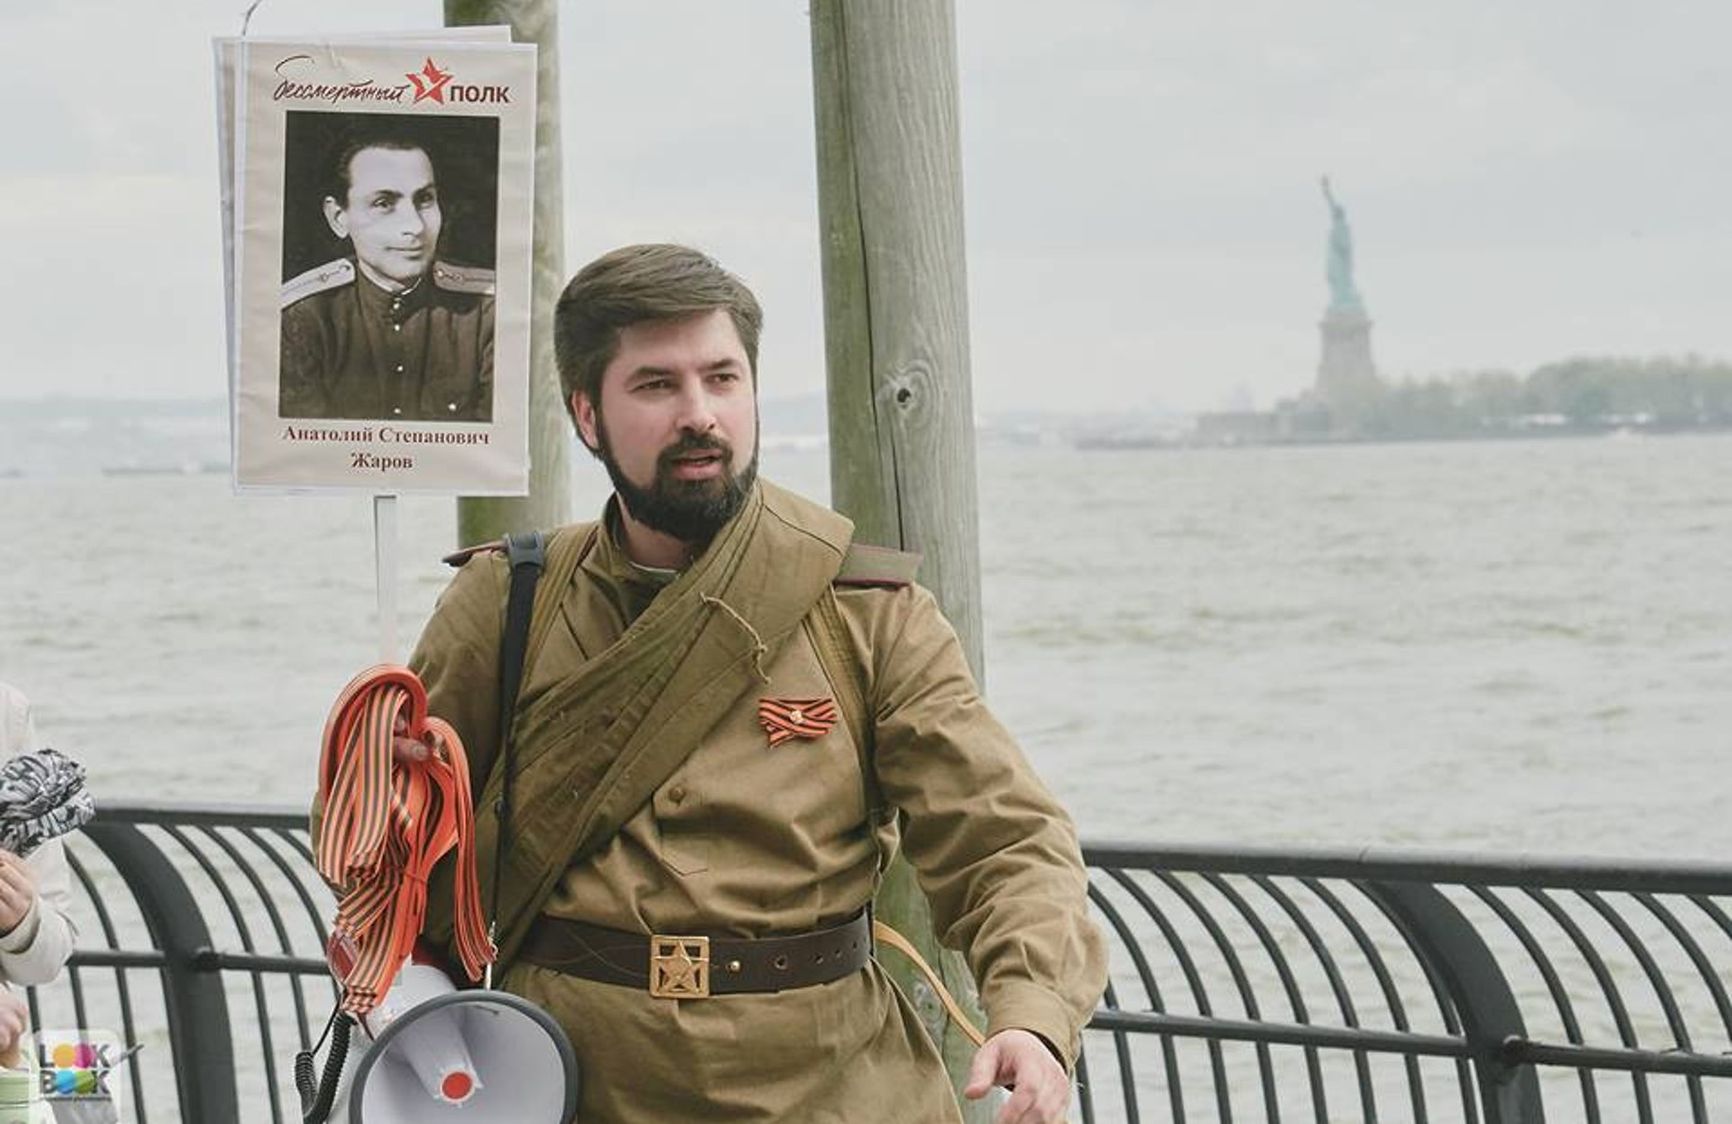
top-left (315, 665), bottom-right (494, 1014)
top-left (757, 696), bottom-right (839, 747)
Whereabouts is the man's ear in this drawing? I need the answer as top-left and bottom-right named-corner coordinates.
top-left (572, 391), bottom-right (601, 453)
top-left (322, 196), bottom-right (348, 240)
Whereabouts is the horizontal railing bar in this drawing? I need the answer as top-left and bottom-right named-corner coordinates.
top-left (66, 950), bottom-right (168, 970)
top-left (91, 807), bottom-right (1732, 892)
top-left (203, 953), bottom-right (329, 975)
top-left (1086, 1009), bottom-right (1471, 1059)
top-left (1084, 841), bottom-right (1732, 894)
top-left (1507, 1040), bottom-right (1732, 1078)
top-left (91, 801), bottom-right (310, 831)
top-left (1086, 1010), bottom-right (1732, 1081)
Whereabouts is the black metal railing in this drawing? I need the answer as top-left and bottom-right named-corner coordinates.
top-left (34, 803), bottom-right (335, 1124)
top-left (1076, 842), bottom-right (1732, 1123)
top-left (26, 804), bottom-right (1732, 1122)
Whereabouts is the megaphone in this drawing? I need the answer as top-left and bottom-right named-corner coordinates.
top-left (323, 961), bottom-right (579, 1123)
top-left (307, 663), bottom-right (577, 1121)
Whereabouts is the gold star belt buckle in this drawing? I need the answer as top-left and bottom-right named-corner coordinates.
top-left (649, 934), bottom-right (711, 999)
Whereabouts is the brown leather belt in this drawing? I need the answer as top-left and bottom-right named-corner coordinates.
top-left (519, 911), bottom-right (871, 998)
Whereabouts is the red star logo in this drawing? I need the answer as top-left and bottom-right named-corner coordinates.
top-left (406, 58), bottom-right (453, 104)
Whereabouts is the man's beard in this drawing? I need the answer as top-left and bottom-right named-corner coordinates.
top-left (596, 422), bottom-right (759, 549)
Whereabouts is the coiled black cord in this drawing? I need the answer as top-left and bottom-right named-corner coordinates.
top-left (295, 1005), bottom-right (354, 1124)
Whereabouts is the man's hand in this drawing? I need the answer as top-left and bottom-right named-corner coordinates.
top-left (391, 714), bottom-right (443, 766)
top-left (0, 990), bottom-right (27, 1068)
top-left (0, 852), bottom-right (38, 936)
top-left (964, 1028), bottom-right (1070, 1124)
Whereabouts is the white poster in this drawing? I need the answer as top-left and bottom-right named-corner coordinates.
top-left (223, 36), bottom-right (535, 493)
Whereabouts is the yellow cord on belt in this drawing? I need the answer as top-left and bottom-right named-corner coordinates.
top-left (315, 665), bottom-right (494, 1014)
top-left (872, 919), bottom-right (986, 1048)
top-left (876, 923), bottom-right (1074, 1121)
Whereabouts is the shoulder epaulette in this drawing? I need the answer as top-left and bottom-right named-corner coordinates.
top-left (442, 538), bottom-right (505, 568)
top-left (281, 259), bottom-right (355, 308)
top-left (834, 542), bottom-right (922, 588)
top-left (433, 261), bottom-right (496, 296)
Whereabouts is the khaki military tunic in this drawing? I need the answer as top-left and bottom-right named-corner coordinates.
top-left (409, 482), bottom-right (1106, 1122)
top-left (278, 258), bottom-right (494, 422)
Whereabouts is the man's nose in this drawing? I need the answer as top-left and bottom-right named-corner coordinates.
top-left (674, 381), bottom-right (718, 434)
top-left (396, 202), bottom-right (427, 235)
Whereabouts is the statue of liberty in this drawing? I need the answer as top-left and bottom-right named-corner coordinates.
top-left (1315, 175), bottom-right (1377, 424)
top-left (1321, 176), bottom-right (1363, 312)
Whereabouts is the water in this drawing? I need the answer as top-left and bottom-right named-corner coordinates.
top-left (4, 433), bottom-right (1730, 1120)
top-left (1, 434), bottom-right (1728, 860)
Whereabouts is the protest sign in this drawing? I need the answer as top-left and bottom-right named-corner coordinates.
top-left (218, 34), bottom-right (534, 493)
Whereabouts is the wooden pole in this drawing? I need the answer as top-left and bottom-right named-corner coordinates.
top-left (447, 0), bottom-right (571, 544)
top-left (810, 2), bottom-right (989, 1114)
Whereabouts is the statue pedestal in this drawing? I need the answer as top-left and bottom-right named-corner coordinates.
top-left (1317, 305), bottom-right (1378, 424)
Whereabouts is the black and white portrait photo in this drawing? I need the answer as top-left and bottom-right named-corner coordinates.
top-left (277, 111), bottom-right (501, 423)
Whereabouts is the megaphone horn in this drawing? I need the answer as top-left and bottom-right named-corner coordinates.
top-left (324, 961), bottom-right (579, 1123)
top-left (349, 980), bottom-right (579, 1122)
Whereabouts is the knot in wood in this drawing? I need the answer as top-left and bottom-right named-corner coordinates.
top-left (879, 362), bottom-right (933, 413)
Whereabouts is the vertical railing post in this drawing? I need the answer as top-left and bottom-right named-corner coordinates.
top-left (82, 821), bottom-right (239, 1124)
top-left (1369, 880), bottom-right (1546, 1123)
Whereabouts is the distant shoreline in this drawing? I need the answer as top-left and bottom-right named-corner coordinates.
top-left (1073, 421), bottom-right (1732, 453)
top-left (4, 395), bottom-right (1730, 479)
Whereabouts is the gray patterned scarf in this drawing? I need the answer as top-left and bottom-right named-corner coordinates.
top-left (0, 748), bottom-right (94, 856)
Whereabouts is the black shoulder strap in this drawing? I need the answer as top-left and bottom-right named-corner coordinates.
top-left (498, 531), bottom-right (547, 747)
top-left (490, 531), bottom-right (545, 948)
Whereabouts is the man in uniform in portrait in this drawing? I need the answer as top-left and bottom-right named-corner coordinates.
top-left (278, 130), bottom-right (494, 422)
top-left (385, 245), bottom-right (1105, 1123)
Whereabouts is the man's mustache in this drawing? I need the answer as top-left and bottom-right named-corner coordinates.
top-left (656, 432), bottom-right (734, 474)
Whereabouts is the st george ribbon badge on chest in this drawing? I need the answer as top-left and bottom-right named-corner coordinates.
top-left (758, 697), bottom-right (839, 747)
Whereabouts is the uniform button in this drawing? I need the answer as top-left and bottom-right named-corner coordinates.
top-left (393, 323), bottom-right (401, 332)
top-left (395, 364), bottom-right (405, 373)
top-left (668, 784), bottom-right (687, 804)
top-left (392, 407), bottom-right (402, 416)
top-left (447, 402), bottom-right (458, 412)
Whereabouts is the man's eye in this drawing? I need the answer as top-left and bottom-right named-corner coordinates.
top-left (709, 371), bottom-right (739, 384)
top-left (416, 191), bottom-right (439, 210)
top-left (635, 379), bottom-right (671, 392)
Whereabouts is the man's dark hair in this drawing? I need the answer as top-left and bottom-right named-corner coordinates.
top-left (326, 131), bottom-right (436, 205)
top-left (554, 245), bottom-right (764, 427)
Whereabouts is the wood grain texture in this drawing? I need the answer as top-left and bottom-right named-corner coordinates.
top-left (448, 0), bottom-right (573, 545)
top-left (812, 3), bottom-right (991, 1115)
top-left (813, 0), bottom-right (984, 678)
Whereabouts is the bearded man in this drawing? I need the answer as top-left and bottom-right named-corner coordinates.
top-left (404, 244), bottom-right (1105, 1123)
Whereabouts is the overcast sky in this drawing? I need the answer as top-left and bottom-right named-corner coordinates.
top-left (1, 1), bottom-right (1726, 414)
